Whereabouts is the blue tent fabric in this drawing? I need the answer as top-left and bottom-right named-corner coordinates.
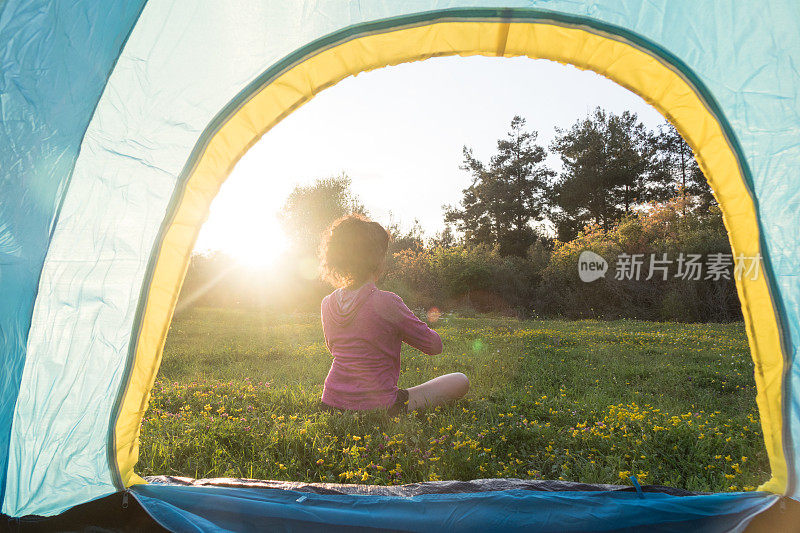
top-left (0, 0), bottom-right (146, 507)
top-left (130, 484), bottom-right (778, 533)
top-left (1, 0), bottom-right (799, 525)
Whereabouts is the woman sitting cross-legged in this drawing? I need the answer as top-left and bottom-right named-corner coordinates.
top-left (318, 214), bottom-right (469, 416)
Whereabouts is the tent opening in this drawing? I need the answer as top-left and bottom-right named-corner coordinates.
top-left (139, 53), bottom-right (769, 495)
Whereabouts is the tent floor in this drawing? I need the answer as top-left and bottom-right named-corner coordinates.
top-left (144, 475), bottom-right (700, 496)
top-left (1, 477), bottom-right (798, 532)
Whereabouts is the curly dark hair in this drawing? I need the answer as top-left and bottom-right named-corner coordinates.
top-left (319, 214), bottom-right (390, 288)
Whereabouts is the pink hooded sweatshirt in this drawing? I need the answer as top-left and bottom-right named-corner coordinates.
top-left (320, 282), bottom-right (443, 410)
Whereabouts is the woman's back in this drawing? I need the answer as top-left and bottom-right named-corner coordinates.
top-left (320, 282), bottom-right (442, 410)
top-left (317, 214), bottom-right (466, 413)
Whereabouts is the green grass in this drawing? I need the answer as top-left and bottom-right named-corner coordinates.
top-left (140, 308), bottom-right (768, 491)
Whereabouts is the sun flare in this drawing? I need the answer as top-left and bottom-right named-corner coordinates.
top-left (197, 207), bottom-right (289, 268)
top-left (227, 221), bottom-right (289, 267)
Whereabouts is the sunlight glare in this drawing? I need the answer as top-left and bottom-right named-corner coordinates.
top-left (229, 219), bottom-right (288, 267)
top-left (196, 162), bottom-right (294, 267)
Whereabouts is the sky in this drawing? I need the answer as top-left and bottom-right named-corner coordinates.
top-left (195, 56), bottom-right (668, 266)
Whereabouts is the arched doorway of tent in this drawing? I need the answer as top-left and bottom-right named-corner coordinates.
top-left (111, 12), bottom-right (788, 498)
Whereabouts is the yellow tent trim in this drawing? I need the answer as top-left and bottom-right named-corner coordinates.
top-left (113, 19), bottom-right (788, 493)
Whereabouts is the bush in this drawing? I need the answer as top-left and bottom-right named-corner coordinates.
top-left (538, 197), bottom-right (739, 322)
top-left (385, 244), bottom-right (542, 317)
top-left (178, 196), bottom-right (740, 323)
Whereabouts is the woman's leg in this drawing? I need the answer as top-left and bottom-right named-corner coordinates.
top-left (407, 372), bottom-right (470, 411)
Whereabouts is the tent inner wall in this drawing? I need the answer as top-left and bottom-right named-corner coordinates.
top-left (2, 4), bottom-right (795, 519)
top-left (0, 0), bottom-right (146, 514)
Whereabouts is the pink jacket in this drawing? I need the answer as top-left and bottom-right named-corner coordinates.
top-left (320, 282), bottom-right (443, 410)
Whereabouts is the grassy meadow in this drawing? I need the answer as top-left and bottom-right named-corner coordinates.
top-left (139, 308), bottom-right (769, 492)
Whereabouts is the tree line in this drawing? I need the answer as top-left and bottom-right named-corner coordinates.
top-left (178, 108), bottom-right (737, 322)
top-left (445, 108), bottom-right (712, 254)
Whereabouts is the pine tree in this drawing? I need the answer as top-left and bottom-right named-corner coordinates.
top-left (549, 108), bottom-right (671, 241)
top-left (445, 116), bottom-right (554, 256)
top-left (653, 123), bottom-right (715, 211)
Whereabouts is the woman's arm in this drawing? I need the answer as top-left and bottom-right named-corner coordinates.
top-left (390, 294), bottom-right (443, 355)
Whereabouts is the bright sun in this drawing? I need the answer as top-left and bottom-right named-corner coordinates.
top-left (195, 154), bottom-right (298, 268)
top-left (226, 220), bottom-right (289, 267)
top-left (197, 195), bottom-right (290, 268)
